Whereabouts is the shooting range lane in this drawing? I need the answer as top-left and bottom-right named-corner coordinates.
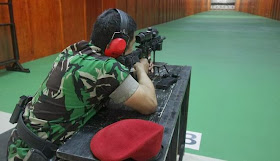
top-left (1, 10), bottom-right (280, 161)
top-left (152, 10), bottom-right (280, 161)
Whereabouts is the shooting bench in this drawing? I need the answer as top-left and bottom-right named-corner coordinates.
top-left (57, 64), bottom-right (191, 161)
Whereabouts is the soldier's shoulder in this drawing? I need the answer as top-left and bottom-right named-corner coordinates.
top-left (104, 58), bottom-right (128, 71)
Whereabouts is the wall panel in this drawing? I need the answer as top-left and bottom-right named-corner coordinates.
top-left (102, 0), bottom-right (116, 11)
top-left (171, 0), bottom-right (175, 20)
top-left (150, 0), bottom-right (156, 26)
top-left (201, 0), bottom-right (205, 12)
top-left (1, 0), bottom-right (210, 64)
top-left (135, 0), bottom-right (143, 29)
top-left (242, 0), bottom-right (249, 13)
top-left (158, 0), bottom-right (162, 24)
top-left (85, 0), bottom-right (102, 40)
top-left (13, 0), bottom-right (33, 62)
top-left (168, 0), bottom-right (170, 22)
top-left (236, 0), bottom-right (280, 21)
top-left (26, 0), bottom-right (62, 59)
top-left (154, 0), bottom-right (159, 25)
top-left (258, 0), bottom-right (265, 16)
top-left (116, 0), bottom-right (126, 11)
top-left (126, 0), bottom-right (136, 21)
top-left (275, 0), bottom-right (280, 20)
top-left (274, 0), bottom-right (280, 20)
top-left (142, 0), bottom-right (152, 28)
top-left (186, 0), bottom-right (193, 16)
top-left (60, 0), bottom-right (86, 47)
top-left (185, 0), bottom-right (209, 16)
top-left (163, 0), bottom-right (167, 23)
top-left (236, 0), bottom-right (240, 11)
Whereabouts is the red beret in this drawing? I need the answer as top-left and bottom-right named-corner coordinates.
top-left (90, 119), bottom-right (164, 161)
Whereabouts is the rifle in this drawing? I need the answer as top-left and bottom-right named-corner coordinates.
top-left (135, 27), bottom-right (166, 63)
top-left (117, 27), bottom-right (177, 89)
top-left (117, 27), bottom-right (166, 70)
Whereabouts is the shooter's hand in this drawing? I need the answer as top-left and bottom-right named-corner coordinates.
top-left (134, 58), bottom-right (149, 74)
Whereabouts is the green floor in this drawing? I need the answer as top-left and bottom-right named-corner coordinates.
top-left (1, 10), bottom-right (280, 161)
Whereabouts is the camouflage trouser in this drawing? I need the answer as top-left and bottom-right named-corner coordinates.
top-left (7, 129), bottom-right (30, 161)
top-left (7, 130), bottom-right (62, 161)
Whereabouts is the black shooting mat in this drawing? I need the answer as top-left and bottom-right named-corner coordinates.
top-left (84, 65), bottom-right (182, 129)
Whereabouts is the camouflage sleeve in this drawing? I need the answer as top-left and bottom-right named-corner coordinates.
top-left (102, 59), bottom-right (139, 104)
top-left (100, 59), bottom-right (138, 102)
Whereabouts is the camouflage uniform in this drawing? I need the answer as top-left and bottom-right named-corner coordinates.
top-left (7, 40), bottom-right (139, 160)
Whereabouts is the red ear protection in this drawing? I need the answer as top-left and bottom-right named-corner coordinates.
top-left (104, 9), bottom-right (130, 58)
top-left (105, 38), bottom-right (127, 58)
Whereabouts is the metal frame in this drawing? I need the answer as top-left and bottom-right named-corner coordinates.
top-left (158, 66), bottom-right (191, 161)
top-left (0, 0), bottom-right (30, 73)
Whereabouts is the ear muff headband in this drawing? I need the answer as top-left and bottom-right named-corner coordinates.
top-left (105, 9), bottom-right (130, 58)
top-left (115, 9), bottom-right (129, 35)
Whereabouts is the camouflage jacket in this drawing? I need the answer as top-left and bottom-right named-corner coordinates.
top-left (8, 40), bottom-right (139, 160)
